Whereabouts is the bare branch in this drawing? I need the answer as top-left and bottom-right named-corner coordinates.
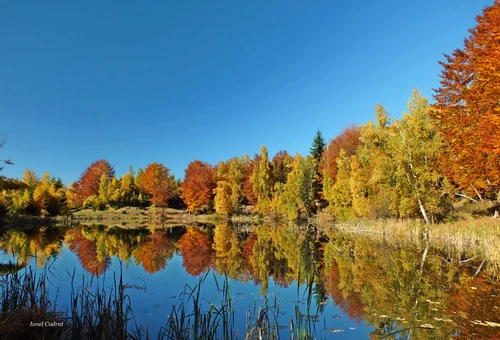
top-left (454, 193), bottom-right (479, 203)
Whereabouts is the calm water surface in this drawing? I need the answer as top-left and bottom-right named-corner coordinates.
top-left (0, 222), bottom-right (499, 339)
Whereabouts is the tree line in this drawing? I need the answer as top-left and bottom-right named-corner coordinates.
top-left (1, 1), bottom-right (499, 223)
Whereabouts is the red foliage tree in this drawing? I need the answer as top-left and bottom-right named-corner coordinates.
top-left (431, 1), bottom-right (500, 199)
top-left (321, 125), bottom-right (361, 182)
top-left (178, 227), bottom-right (215, 276)
top-left (141, 162), bottom-right (178, 206)
top-left (180, 161), bottom-right (216, 210)
top-left (69, 160), bottom-right (114, 206)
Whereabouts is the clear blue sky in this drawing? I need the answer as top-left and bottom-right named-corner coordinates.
top-left (0, 0), bottom-right (493, 184)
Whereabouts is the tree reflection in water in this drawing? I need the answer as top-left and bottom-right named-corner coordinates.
top-left (0, 222), bottom-right (498, 338)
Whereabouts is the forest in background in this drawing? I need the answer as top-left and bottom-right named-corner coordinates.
top-left (1, 1), bottom-right (499, 224)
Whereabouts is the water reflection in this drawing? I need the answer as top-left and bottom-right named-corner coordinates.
top-left (0, 226), bottom-right (65, 268)
top-left (0, 223), bottom-right (499, 338)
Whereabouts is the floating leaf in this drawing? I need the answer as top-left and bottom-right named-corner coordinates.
top-left (420, 324), bottom-right (436, 329)
top-left (426, 299), bottom-right (441, 305)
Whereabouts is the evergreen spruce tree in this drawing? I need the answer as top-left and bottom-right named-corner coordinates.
top-left (310, 130), bottom-right (326, 209)
top-left (310, 130), bottom-right (326, 163)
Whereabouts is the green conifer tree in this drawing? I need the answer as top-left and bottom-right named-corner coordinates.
top-left (310, 130), bottom-right (326, 163)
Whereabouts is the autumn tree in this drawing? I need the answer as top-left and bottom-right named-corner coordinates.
top-left (321, 125), bottom-right (361, 183)
top-left (272, 153), bottom-right (317, 220)
top-left (349, 105), bottom-right (396, 218)
top-left (214, 181), bottom-right (234, 216)
top-left (347, 92), bottom-right (449, 223)
top-left (243, 154), bottom-right (260, 205)
top-left (251, 146), bottom-right (273, 214)
top-left (324, 150), bottom-right (354, 220)
top-left (134, 168), bottom-right (144, 192)
top-left (134, 168), bottom-right (149, 206)
top-left (390, 90), bottom-right (450, 223)
top-left (271, 150), bottom-right (293, 185)
top-left (4, 189), bottom-right (35, 215)
top-left (68, 160), bottom-right (115, 207)
top-left (120, 169), bottom-right (137, 205)
top-left (22, 169), bottom-right (39, 189)
top-left (141, 162), bottom-right (178, 207)
top-left (97, 174), bottom-right (109, 203)
top-left (0, 169), bottom-right (39, 216)
top-left (181, 160), bottom-right (216, 211)
top-left (297, 155), bottom-right (317, 217)
top-left (214, 156), bottom-right (251, 215)
top-left (107, 177), bottom-right (122, 207)
top-left (431, 1), bottom-right (500, 200)
top-left (33, 173), bottom-right (67, 216)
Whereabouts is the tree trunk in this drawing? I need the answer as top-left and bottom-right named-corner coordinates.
top-left (417, 193), bottom-right (430, 225)
top-left (471, 184), bottom-right (483, 202)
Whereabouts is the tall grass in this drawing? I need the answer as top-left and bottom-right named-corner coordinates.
top-left (161, 271), bottom-right (282, 340)
top-left (0, 265), bottom-right (64, 339)
top-left (0, 264), bottom-right (327, 340)
top-left (66, 265), bottom-right (143, 340)
top-left (162, 271), bottom-right (326, 340)
top-left (334, 216), bottom-right (500, 276)
top-left (0, 263), bottom-right (143, 340)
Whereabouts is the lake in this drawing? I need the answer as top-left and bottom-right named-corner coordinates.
top-left (0, 222), bottom-right (499, 339)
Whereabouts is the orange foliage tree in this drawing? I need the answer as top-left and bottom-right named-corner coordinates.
top-left (431, 1), bottom-right (500, 199)
top-left (180, 160), bottom-right (215, 210)
top-left (178, 227), bottom-right (214, 276)
top-left (68, 160), bottom-right (114, 207)
top-left (141, 162), bottom-right (178, 206)
top-left (321, 125), bottom-right (361, 182)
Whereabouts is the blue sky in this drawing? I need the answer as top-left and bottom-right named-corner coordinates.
top-left (0, 1), bottom-right (493, 184)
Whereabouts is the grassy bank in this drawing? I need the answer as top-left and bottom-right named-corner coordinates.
top-left (69, 207), bottom-right (261, 227)
top-left (67, 207), bottom-right (294, 229)
top-left (330, 216), bottom-right (500, 275)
